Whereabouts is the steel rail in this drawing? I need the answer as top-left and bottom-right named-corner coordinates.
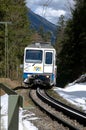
top-left (29, 88), bottom-right (79, 130)
top-left (45, 90), bottom-right (86, 124)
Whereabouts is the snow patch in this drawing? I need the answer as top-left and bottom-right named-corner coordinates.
top-left (0, 94), bottom-right (38, 130)
top-left (54, 82), bottom-right (86, 112)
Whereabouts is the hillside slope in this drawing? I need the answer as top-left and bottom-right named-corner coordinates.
top-left (28, 9), bottom-right (57, 43)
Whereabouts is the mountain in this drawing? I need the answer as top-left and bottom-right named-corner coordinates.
top-left (28, 9), bottom-right (57, 44)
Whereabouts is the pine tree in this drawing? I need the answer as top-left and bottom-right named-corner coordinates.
top-left (0, 0), bottom-right (33, 78)
top-left (55, 15), bottom-right (66, 55)
top-left (0, 2), bottom-right (6, 77)
top-left (56, 0), bottom-right (86, 87)
top-left (72, 0), bottom-right (86, 74)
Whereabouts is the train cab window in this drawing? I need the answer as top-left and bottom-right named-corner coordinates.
top-left (25, 50), bottom-right (42, 63)
top-left (45, 52), bottom-right (52, 64)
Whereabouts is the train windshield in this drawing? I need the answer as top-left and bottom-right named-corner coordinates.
top-left (25, 50), bottom-right (43, 63)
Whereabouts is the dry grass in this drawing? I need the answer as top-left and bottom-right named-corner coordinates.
top-left (0, 78), bottom-right (22, 96)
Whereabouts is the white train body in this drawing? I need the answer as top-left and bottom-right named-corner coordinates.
top-left (23, 42), bottom-right (57, 86)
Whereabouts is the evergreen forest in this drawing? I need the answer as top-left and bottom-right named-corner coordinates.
top-left (0, 0), bottom-right (33, 79)
top-left (0, 0), bottom-right (86, 87)
top-left (55, 0), bottom-right (86, 86)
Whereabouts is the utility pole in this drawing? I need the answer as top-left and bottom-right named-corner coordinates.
top-left (0, 22), bottom-right (12, 78)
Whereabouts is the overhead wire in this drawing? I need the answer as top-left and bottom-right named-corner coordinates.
top-left (42, 0), bottom-right (52, 18)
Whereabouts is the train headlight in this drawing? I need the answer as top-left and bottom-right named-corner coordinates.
top-left (46, 75), bottom-right (49, 78)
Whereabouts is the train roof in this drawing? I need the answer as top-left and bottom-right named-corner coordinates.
top-left (26, 42), bottom-right (54, 49)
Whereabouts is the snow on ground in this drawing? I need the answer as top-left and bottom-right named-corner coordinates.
top-left (0, 94), bottom-right (38, 130)
top-left (54, 82), bottom-right (86, 112)
top-left (1, 77), bottom-right (86, 129)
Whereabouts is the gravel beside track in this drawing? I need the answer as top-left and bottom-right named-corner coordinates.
top-left (1, 79), bottom-right (86, 130)
top-left (30, 89), bottom-right (69, 130)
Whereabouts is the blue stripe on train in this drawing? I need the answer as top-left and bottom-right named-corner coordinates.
top-left (23, 72), bottom-right (37, 79)
top-left (23, 73), bottom-right (33, 79)
top-left (23, 73), bottom-right (55, 82)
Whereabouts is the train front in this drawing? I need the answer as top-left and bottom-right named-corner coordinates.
top-left (23, 43), bottom-right (56, 87)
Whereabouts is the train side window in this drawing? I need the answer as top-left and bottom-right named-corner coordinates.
top-left (45, 52), bottom-right (52, 64)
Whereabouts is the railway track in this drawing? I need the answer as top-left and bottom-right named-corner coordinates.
top-left (45, 90), bottom-right (86, 124)
top-left (2, 83), bottom-right (86, 129)
top-left (29, 87), bottom-right (86, 130)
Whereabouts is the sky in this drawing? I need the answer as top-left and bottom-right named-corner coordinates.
top-left (25, 0), bottom-right (75, 24)
top-left (1, 80), bottom-right (86, 129)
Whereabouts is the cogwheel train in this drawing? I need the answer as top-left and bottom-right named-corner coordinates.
top-left (23, 42), bottom-right (57, 87)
